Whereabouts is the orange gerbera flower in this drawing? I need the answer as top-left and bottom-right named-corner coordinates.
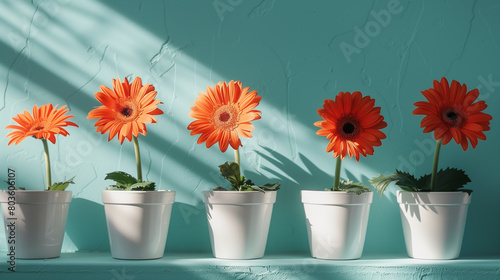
top-left (187, 80), bottom-right (261, 152)
top-left (87, 77), bottom-right (163, 144)
top-left (413, 77), bottom-right (492, 151)
top-left (315, 91), bottom-right (387, 161)
top-left (6, 104), bottom-right (78, 145)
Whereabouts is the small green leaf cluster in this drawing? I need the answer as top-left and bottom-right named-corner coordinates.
top-left (105, 171), bottom-right (156, 191)
top-left (214, 161), bottom-right (280, 192)
top-left (370, 168), bottom-right (471, 197)
top-left (47, 177), bottom-right (75, 191)
top-left (324, 180), bottom-right (371, 194)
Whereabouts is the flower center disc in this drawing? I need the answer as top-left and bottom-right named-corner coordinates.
top-left (342, 122), bottom-right (355, 134)
top-left (442, 109), bottom-right (463, 127)
top-left (31, 120), bottom-right (47, 132)
top-left (338, 116), bottom-right (360, 140)
top-left (122, 107), bottom-right (133, 117)
top-left (219, 112), bottom-right (231, 122)
top-left (118, 100), bottom-right (140, 121)
top-left (213, 104), bottom-right (239, 131)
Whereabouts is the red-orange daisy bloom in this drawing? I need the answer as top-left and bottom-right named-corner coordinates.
top-left (413, 77), bottom-right (492, 151)
top-left (187, 80), bottom-right (261, 152)
top-left (315, 91), bottom-right (387, 161)
top-left (5, 104), bottom-right (78, 145)
top-left (87, 77), bottom-right (163, 144)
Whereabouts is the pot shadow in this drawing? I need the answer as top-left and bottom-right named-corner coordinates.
top-left (247, 147), bottom-right (373, 191)
top-left (241, 147), bottom-right (374, 254)
top-left (399, 210), bottom-right (413, 255)
top-left (66, 197), bottom-right (110, 251)
top-left (166, 202), bottom-right (211, 252)
top-left (399, 193), bottom-right (441, 222)
top-left (242, 147), bottom-right (409, 255)
top-left (67, 198), bottom-right (212, 254)
top-left (202, 191), bottom-right (214, 219)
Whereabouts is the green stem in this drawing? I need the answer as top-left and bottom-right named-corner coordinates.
top-left (133, 136), bottom-right (142, 182)
top-left (42, 139), bottom-right (51, 190)
top-left (234, 148), bottom-right (241, 191)
top-left (234, 148), bottom-right (240, 167)
top-left (334, 156), bottom-right (342, 191)
top-left (430, 139), bottom-right (442, 191)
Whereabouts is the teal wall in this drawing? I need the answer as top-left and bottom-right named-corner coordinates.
top-left (0, 0), bottom-right (499, 256)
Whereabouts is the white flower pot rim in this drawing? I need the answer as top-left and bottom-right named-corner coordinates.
top-left (102, 190), bottom-right (176, 205)
top-left (0, 190), bottom-right (71, 204)
top-left (397, 190), bottom-right (471, 205)
top-left (203, 190), bottom-right (277, 204)
top-left (205, 190), bottom-right (277, 192)
top-left (301, 190), bottom-right (373, 205)
top-left (1, 190), bottom-right (69, 192)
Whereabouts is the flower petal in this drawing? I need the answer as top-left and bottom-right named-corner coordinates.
top-left (414, 78), bottom-right (492, 150)
top-left (315, 91), bottom-right (386, 161)
top-left (187, 81), bottom-right (261, 152)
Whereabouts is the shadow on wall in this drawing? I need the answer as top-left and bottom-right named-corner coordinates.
top-left (2, 0), bottom-right (497, 257)
top-left (244, 147), bottom-right (405, 255)
top-left (67, 198), bottom-right (213, 253)
top-left (240, 148), bottom-right (357, 254)
top-left (166, 202), bottom-right (211, 252)
top-left (66, 197), bottom-right (110, 251)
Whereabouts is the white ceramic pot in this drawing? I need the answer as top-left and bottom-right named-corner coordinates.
top-left (301, 190), bottom-right (373, 260)
top-left (0, 190), bottom-right (72, 259)
top-left (397, 190), bottom-right (471, 259)
top-left (102, 190), bottom-right (176, 260)
top-left (203, 190), bottom-right (276, 259)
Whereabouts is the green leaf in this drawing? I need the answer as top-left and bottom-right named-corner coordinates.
top-left (105, 171), bottom-right (138, 187)
top-left (242, 178), bottom-right (255, 186)
top-left (415, 173), bottom-right (432, 191)
top-left (48, 177), bottom-right (75, 191)
top-left (337, 180), bottom-right (371, 194)
top-left (259, 183), bottom-right (280, 191)
top-left (104, 171), bottom-right (156, 191)
top-left (248, 185), bottom-right (265, 192)
top-left (212, 186), bottom-right (228, 191)
top-left (215, 161), bottom-right (280, 193)
top-left (106, 185), bottom-right (126, 190)
top-left (432, 168), bottom-right (471, 192)
top-left (370, 168), bottom-right (471, 196)
top-left (370, 171), bottom-right (420, 197)
top-left (395, 171), bottom-right (423, 191)
top-left (338, 180), bottom-right (371, 194)
top-left (218, 162), bottom-right (243, 188)
top-left (130, 181), bottom-right (156, 191)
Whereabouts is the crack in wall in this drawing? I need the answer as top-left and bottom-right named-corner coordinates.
top-left (2, 1), bottom-right (46, 111)
top-left (67, 45), bottom-right (109, 107)
top-left (444, 0), bottom-right (478, 76)
top-left (395, 0), bottom-right (424, 133)
top-left (248, 0), bottom-right (275, 19)
top-left (73, 164), bottom-right (98, 198)
top-left (150, 39), bottom-right (190, 79)
top-left (264, 45), bottom-right (298, 160)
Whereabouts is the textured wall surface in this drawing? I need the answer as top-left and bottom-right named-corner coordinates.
top-left (0, 0), bottom-right (499, 257)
